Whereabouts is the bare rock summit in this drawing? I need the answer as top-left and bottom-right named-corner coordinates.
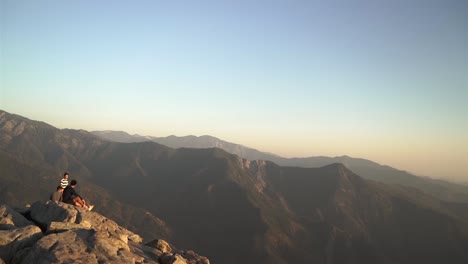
top-left (0, 202), bottom-right (209, 264)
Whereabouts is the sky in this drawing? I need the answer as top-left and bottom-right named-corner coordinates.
top-left (0, 0), bottom-right (467, 181)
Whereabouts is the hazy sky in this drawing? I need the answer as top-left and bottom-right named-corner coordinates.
top-left (1, 0), bottom-right (467, 180)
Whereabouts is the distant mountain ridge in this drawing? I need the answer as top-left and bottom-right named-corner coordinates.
top-left (92, 130), bottom-right (468, 203)
top-left (92, 130), bottom-right (279, 161)
top-left (3, 110), bottom-right (468, 264)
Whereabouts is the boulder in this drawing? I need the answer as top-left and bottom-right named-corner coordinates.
top-left (9, 247), bottom-right (33, 264)
top-left (146, 239), bottom-right (172, 253)
top-left (172, 254), bottom-right (188, 264)
top-left (177, 250), bottom-right (211, 264)
top-left (0, 225), bottom-right (43, 263)
top-left (46, 221), bottom-right (90, 234)
top-left (30, 202), bottom-right (79, 227)
top-left (0, 205), bottom-right (32, 230)
top-left (129, 241), bottom-right (162, 263)
top-left (78, 208), bottom-right (143, 243)
top-left (21, 229), bottom-right (101, 264)
top-left (12, 205), bottom-right (31, 216)
top-left (160, 253), bottom-right (188, 264)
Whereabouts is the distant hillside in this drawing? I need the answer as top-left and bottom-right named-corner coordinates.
top-left (93, 130), bottom-right (468, 203)
top-left (0, 112), bottom-right (171, 242)
top-left (92, 130), bottom-right (277, 160)
top-left (3, 110), bottom-right (468, 264)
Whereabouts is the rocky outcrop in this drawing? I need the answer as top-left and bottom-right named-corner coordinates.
top-left (0, 225), bottom-right (43, 263)
top-left (29, 201), bottom-right (143, 243)
top-left (0, 202), bottom-right (209, 264)
top-left (175, 251), bottom-right (210, 264)
top-left (145, 239), bottom-right (210, 264)
top-left (21, 228), bottom-right (143, 264)
top-left (0, 205), bottom-right (43, 263)
top-left (160, 253), bottom-right (187, 264)
top-left (146, 239), bottom-right (172, 253)
top-left (0, 205), bottom-right (32, 230)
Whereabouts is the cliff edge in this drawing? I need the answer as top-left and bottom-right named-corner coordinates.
top-left (0, 202), bottom-right (209, 264)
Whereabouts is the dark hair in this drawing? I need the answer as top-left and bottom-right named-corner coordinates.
top-left (64, 172), bottom-right (69, 177)
top-left (56, 186), bottom-right (62, 191)
top-left (70, 180), bottom-right (77, 186)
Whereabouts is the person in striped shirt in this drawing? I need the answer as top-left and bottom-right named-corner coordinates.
top-left (60, 172), bottom-right (69, 189)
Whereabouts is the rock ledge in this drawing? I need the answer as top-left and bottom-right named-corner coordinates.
top-left (0, 202), bottom-right (209, 264)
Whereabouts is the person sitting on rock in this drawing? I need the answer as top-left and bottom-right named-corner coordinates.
top-left (60, 172), bottom-right (69, 189)
top-left (50, 186), bottom-right (64, 202)
top-left (62, 180), bottom-right (94, 211)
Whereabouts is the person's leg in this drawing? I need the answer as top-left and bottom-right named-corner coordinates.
top-left (73, 196), bottom-right (93, 210)
top-left (83, 199), bottom-right (94, 211)
top-left (73, 196), bottom-right (85, 207)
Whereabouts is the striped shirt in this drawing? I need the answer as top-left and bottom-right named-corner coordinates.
top-left (60, 178), bottom-right (69, 189)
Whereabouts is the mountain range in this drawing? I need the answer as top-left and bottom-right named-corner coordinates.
top-left (92, 130), bottom-right (468, 203)
top-left (2, 109), bottom-right (468, 264)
